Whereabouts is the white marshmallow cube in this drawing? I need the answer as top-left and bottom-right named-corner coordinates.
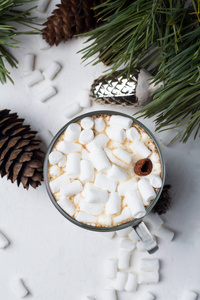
top-left (101, 232), bottom-right (115, 239)
top-left (118, 249), bottom-right (131, 269)
top-left (179, 291), bottom-right (198, 300)
top-left (136, 241), bottom-right (146, 252)
top-left (149, 174), bottom-right (162, 188)
top-left (120, 239), bottom-right (136, 251)
top-left (138, 178), bottom-right (156, 205)
top-left (128, 229), bottom-right (140, 243)
top-left (105, 258), bottom-right (118, 279)
top-left (125, 190), bottom-right (146, 218)
top-left (116, 227), bottom-right (132, 238)
top-left (117, 179), bottom-right (137, 196)
top-left (86, 134), bottom-right (109, 152)
top-left (0, 232), bottom-right (9, 249)
top-left (81, 148), bottom-right (90, 160)
top-left (109, 115), bottom-right (132, 129)
top-left (144, 212), bottom-right (163, 229)
top-left (79, 159), bottom-right (94, 183)
top-left (149, 152), bottom-right (160, 163)
top-left (113, 147), bottom-right (132, 164)
top-left (79, 198), bottom-right (104, 215)
top-left (21, 54), bottom-right (35, 74)
top-left (37, 86), bottom-right (57, 102)
top-left (105, 192), bottom-right (121, 215)
top-left (94, 117), bottom-right (105, 132)
top-left (115, 272), bottom-right (128, 291)
top-left (125, 273), bottom-right (137, 292)
top-left (113, 207), bottom-right (132, 225)
top-left (57, 141), bottom-right (82, 154)
top-left (84, 189), bottom-right (108, 204)
top-left (103, 289), bottom-right (117, 300)
top-left (60, 180), bottom-right (82, 196)
top-left (36, 0), bottom-right (51, 12)
top-left (49, 173), bottom-right (70, 193)
top-left (126, 127), bottom-right (140, 141)
top-left (36, 35), bottom-right (51, 50)
top-left (79, 92), bottom-right (91, 108)
top-left (49, 151), bottom-right (64, 165)
top-left (66, 153), bottom-right (81, 178)
top-left (43, 62), bottom-right (61, 80)
top-left (76, 212), bottom-right (97, 224)
top-left (89, 148), bottom-right (111, 172)
top-left (64, 123), bottom-right (81, 142)
top-left (140, 259), bottom-right (159, 272)
top-left (104, 148), bottom-right (126, 168)
top-left (81, 117), bottom-right (94, 129)
top-left (24, 70), bottom-right (44, 87)
top-left (11, 278), bottom-right (29, 298)
top-left (58, 155), bottom-right (67, 167)
top-left (79, 129), bottom-right (94, 144)
top-left (130, 140), bottom-right (151, 158)
top-left (153, 226), bottom-right (174, 242)
top-left (107, 164), bottom-right (129, 182)
top-left (139, 292), bottom-right (155, 300)
top-left (106, 126), bottom-right (126, 143)
top-left (49, 165), bottom-right (60, 176)
top-left (98, 214), bottom-right (112, 226)
top-left (83, 297), bottom-right (95, 300)
top-left (138, 271), bottom-right (159, 284)
top-left (57, 196), bottom-right (76, 216)
top-left (63, 102), bottom-right (82, 118)
top-left (95, 173), bottom-right (117, 192)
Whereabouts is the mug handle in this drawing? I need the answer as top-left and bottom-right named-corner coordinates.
top-left (133, 221), bottom-right (158, 254)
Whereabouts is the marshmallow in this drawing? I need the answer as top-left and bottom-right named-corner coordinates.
top-left (153, 226), bottom-right (174, 242)
top-left (11, 278), bottom-right (29, 298)
top-left (179, 291), bottom-right (198, 300)
top-left (79, 94), bottom-right (91, 108)
top-left (118, 249), bottom-right (131, 269)
top-left (81, 148), bottom-right (90, 160)
top-left (128, 230), bottom-right (140, 243)
top-left (86, 134), bottom-right (109, 152)
top-left (24, 70), bottom-right (44, 87)
top-left (149, 152), bottom-right (160, 164)
top-left (36, 35), bottom-right (51, 50)
top-left (89, 148), bottom-right (111, 172)
top-left (82, 183), bottom-right (97, 196)
top-left (149, 174), bottom-right (162, 188)
top-left (130, 141), bottom-right (151, 158)
top-left (105, 258), bottom-right (118, 279)
top-left (37, 129), bottom-right (53, 148)
top-left (138, 271), bottom-right (159, 284)
top-left (95, 173), bottom-right (117, 193)
top-left (113, 147), bottom-right (132, 164)
top-left (124, 190), bottom-right (146, 218)
top-left (106, 126), bottom-right (126, 143)
top-left (144, 212), bottom-right (163, 229)
top-left (120, 239), bottom-right (136, 251)
top-left (101, 232), bottom-right (115, 239)
top-left (126, 127), bottom-right (140, 141)
top-left (66, 153), bottom-right (81, 178)
top-left (81, 117), bottom-right (94, 129)
top-left (79, 129), bottom-right (94, 144)
top-left (98, 214), bottom-right (112, 226)
top-left (0, 232), bottom-right (9, 249)
top-left (116, 227), bottom-right (132, 238)
top-left (43, 62), bottom-right (61, 80)
top-left (109, 115), bottom-right (132, 130)
top-left (103, 289), bottom-right (117, 300)
top-left (104, 148), bottom-right (127, 168)
top-left (80, 198), bottom-right (104, 215)
top-left (105, 192), bottom-right (121, 215)
top-left (49, 165), bottom-right (61, 176)
top-left (94, 117), bottom-right (105, 132)
top-left (117, 179), bottom-right (137, 196)
top-left (84, 189), bottom-right (108, 204)
top-left (74, 193), bottom-right (81, 204)
top-left (60, 180), bottom-right (83, 196)
top-left (79, 159), bottom-right (94, 183)
top-left (138, 178), bottom-right (156, 205)
top-left (36, 0), bottom-right (51, 12)
top-left (83, 297), bottom-right (95, 300)
top-left (107, 164), bottom-right (129, 182)
top-left (49, 151), bottom-right (64, 165)
top-left (76, 212), bottom-right (97, 224)
top-left (139, 292), bottom-right (155, 300)
top-left (140, 259), bottom-right (159, 272)
top-left (57, 141), bottom-right (82, 154)
top-left (63, 102), bottom-right (82, 118)
top-left (58, 156), bottom-right (67, 167)
top-left (37, 86), bottom-right (57, 102)
top-left (64, 123), bottom-right (81, 142)
top-left (125, 273), bottom-right (137, 292)
top-left (49, 173), bottom-right (70, 193)
top-left (57, 196), bottom-right (76, 216)
top-left (136, 241), bottom-right (146, 252)
top-left (21, 54), bottom-right (35, 74)
top-left (115, 272), bottom-right (128, 291)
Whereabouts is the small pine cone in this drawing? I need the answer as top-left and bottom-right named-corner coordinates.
top-left (153, 184), bottom-right (172, 215)
top-left (0, 110), bottom-right (45, 190)
top-left (42, 0), bottom-right (105, 46)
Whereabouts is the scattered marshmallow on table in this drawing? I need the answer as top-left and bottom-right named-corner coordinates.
top-left (11, 278), bottom-right (29, 298)
top-left (126, 126), bottom-right (140, 141)
top-left (130, 140), bottom-right (151, 158)
top-left (43, 62), bottom-right (61, 80)
top-left (140, 259), bottom-right (159, 272)
top-left (21, 54), bottom-right (35, 74)
top-left (113, 207), bottom-right (132, 225)
top-left (109, 115), bottom-right (132, 130)
top-left (23, 70), bottom-right (44, 87)
top-left (128, 229), bottom-right (140, 243)
top-left (105, 258), bottom-right (118, 279)
top-left (0, 231), bottom-right (9, 249)
top-left (57, 141), bottom-right (82, 154)
top-left (116, 227), bottom-right (132, 238)
top-left (144, 212), bottom-right (163, 229)
top-left (139, 292), bottom-right (155, 300)
top-left (120, 239), bottom-right (136, 251)
top-left (83, 296), bottom-right (96, 300)
top-left (81, 117), bottom-right (94, 129)
top-left (79, 129), bottom-right (94, 144)
top-left (63, 102), bottom-right (82, 118)
top-left (49, 151), bottom-right (64, 165)
top-left (76, 212), bottom-right (97, 224)
top-left (103, 288), bottom-right (117, 300)
top-left (113, 146), bottom-right (132, 164)
top-left (60, 180), bottom-right (83, 196)
top-left (36, 0), bottom-right (51, 12)
top-left (153, 226), bottom-right (174, 242)
top-left (105, 192), bottom-right (121, 215)
top-left (57, 196), bottom-right (76, 216)
top-left (64, 123), bottom-right (81, 142)
top-left (125, 273), bottom-right (137, 292)
top-left (94, 117), bottom-right (105, 132)
top-left (49, 173), bottom-right (70, 193)
top-left (36, 85), bottom-right (57, 102)
top-left (101, 232), bottom-right (115, 239)
top-left (89, 148), bottom-right (111, 172)
top-left (79, 91), bottom-right (91, 108)
top-left (138, 178), bottom-right (156, 205)
top-left (79, 159), bottom-right (94, 183)
top-left (107, 164), bottom-right (129, 182)
top-left (124, 190), bottom-right (146, 218)
top-left (66, 153), bottom-right (81, 178)
top-left (179, 291), bottom-right (198, 300)
top-left (106, 126), bottom-right (126, 143)
top-left (118, 249), bottom-right (131, 269)
top-left (95, 173), bottom-right (117, 193)
top-left (115, 271), bottom-right (128, 291)
top-left (138, 271), bottom-right (159, 284)
top-left (117, 179), bottom-right (137, 196)
top-left (136, 241), bottom-right (146, 252)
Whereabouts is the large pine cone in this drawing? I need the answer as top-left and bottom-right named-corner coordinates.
top-left (42, 0), bottom-right (105, 46)
top-left (0, 110), bottom-right (45, 189)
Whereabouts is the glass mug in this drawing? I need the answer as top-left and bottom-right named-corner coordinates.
top-left (44, 111), bottom-right (165, 253)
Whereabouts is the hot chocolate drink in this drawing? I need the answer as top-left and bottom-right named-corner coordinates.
top-left (48, 114), bottom-right (162, 227)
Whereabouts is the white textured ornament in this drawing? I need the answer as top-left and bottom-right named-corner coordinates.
top-left (63, 102), bottom-right (82, 118)
top-left (24, 70), bottom-right (44, 87)
top-left (11, 278), bottom-right (29, 298)
top-left (43, 62), bottom-right (61, 80)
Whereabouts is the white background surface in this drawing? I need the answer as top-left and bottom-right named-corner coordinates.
top-left (0, 3), bottom-right (200, 299)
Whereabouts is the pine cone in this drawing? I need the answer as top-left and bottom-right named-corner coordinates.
top-left (42, 0), bottom-right (105, 46)
top-left (153, 184), bottom-right (172, 215)
top-left (0, 110), bottom-right (45, 190)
